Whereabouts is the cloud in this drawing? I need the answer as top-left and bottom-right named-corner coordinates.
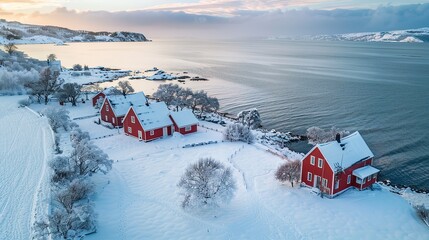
top-left (4, 3), bottom-right (429, 39)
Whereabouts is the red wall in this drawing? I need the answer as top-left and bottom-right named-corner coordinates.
top-left (301, 147), bottom-right (335, 195)
top-left (123, 108), bottom-right (144, 139)
top-left (123, 108), bottom-right (174, 141)
top-left (92, 92), bottom-right (105, 106)
top-left (169, 116), bottom-right (197, 135)
top-left (179, 125), bottom-right (197, 134)
top-left (333, 158), bottom-right (374, 195)
top-left (100, 100), bottom-right (123, 127)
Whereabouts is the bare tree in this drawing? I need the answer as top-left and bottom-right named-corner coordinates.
top-left (33, 67), bottom-right (63, 105)
top-left (58, 83), bottom-right (81, 106)
top-left (275, 160), bottom-right (301, 187)
top-left (178, 158), bottom-right (236, 208)
top-left (117, 80), bottom-right (135, 97)
top-left (4, 43), bottom-right (17, 55)
top-left (47, 53), bottom-right (57, 61)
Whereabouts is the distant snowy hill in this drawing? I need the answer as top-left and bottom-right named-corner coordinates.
top-left (311, 28), bottom-right (429, 43)
top-left (0, 19), bottom-right (148, 45)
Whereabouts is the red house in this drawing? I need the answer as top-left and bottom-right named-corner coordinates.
top-left (300, 131), bottom-right (380, 198)
top-left (169, 109), bottom-right (199, 135)
top-left (99, 92), bottom-right (146, 127)
top-left (92, 87), bottom-right (117, 107)
top-left (123, 101), bottom-right (174, 141)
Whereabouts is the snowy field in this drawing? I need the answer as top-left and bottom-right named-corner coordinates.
top-left (0, 96), bottom-right (53, 239)
top-left (29, 101), bottom-right (429, 239)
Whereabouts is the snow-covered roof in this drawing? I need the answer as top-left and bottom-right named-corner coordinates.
top-left (102, 87), bottom-right (117, 95)
top-left (107, 92), bottom-right (147, 116)
top-left (170, 110), bottom-right (199, 128)
top-left (133, 102), bottom-right (173, 131)
top-left (317, 131), bottom-right (374, 170)
top-left (352, 166), bottom-right (380, 179)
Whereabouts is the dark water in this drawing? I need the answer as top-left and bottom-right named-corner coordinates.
top-left (20, 40), bottom-right (429, 189)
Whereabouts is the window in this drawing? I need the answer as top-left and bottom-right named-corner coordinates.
top-left (185, 126), bottom-right (192, 131)
top-left (310, 156), bottom-right (315, 165)
top-left (335, 180), bottom-right (339, 189)
top-left (307, 172), bottom-right (312, 181)
top-left (105, 115), bottom-right (108, 121)
top-left (128, 127), bottom-right (132, 133)
top-left (318, 158), bottom-right (323, 168)
top-left (322, 178), bottom-right (328, 187)
top-left (347, 175), bottom-right (351, 184)
top-left (106, 104), bottom-right (109, 111)
top-left (363, 177), bottom-right (366, 184)
top-left (112, 117), bottom-right (115, 124)
top-left (131, 116), bottom-right (135, 123)
top-left (150, 130), bottom-right (154, 136)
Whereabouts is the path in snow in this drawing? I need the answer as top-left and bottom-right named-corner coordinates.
top-left (0, 96), bottom-right (53, 239)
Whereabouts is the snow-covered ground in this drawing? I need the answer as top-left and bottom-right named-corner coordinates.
top-left (28, 101), bottom-right (429, 239)
top-left (0, 96), bottom-right (54, 239)
top-left (59, 69), bottom-right (130, 85)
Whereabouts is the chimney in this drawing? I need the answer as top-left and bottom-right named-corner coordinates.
top-left (336, 133), bottom-right (341, 143)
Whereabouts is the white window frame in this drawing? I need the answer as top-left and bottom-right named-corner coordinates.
top-left (150, 130), bottom-right (154, 136)
top-left (363, 177), bottom-right (366, 184)
top-left (335, 180), bottom-right (339, 189)
top-left (310, 156), bottom-right (315, 165)
top-left (131, 116), bottom-right (135, 123)
top-left (105, 115), bottom-right (108, 121)
top-left (106, 104), bottom-right (109, 111)
top-left (307, 172), bottom-right (312, 181)
top-left (185, 126), bottom-right (192, 131)
top-left (112, 117), bottom-right (115, 124)
top-left (128, 127), bottom-right (132, 133)
top-left (318, 158), bottom-right (323, 168)
top-left (347, 175), bottom-right (351, 184)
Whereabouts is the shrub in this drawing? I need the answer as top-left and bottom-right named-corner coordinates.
top-left (178, 158), bottom-right (236, 208)
top-left (224, 123), bottom-right (254, 143)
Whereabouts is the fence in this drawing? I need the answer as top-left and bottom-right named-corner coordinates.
top-left (73, 114), bottom-right (99, 120)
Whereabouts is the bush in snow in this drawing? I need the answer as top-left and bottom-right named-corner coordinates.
top-left (275, 160), bottom-right (301, 187)
top-left (178, 158), bottom-right (236, 208)
top-left (18, 98), bottom-right (30, 106)
top-left (72, 64), bottom-right (83, 71)
top-left (415, 205), bottom-right (429, 226)
top-left (41, 107), bottom-right (71, 132)
top-left (70, 127), bottom-right (90, 147)
top-left (50, 156), bottom-right (75, 185)
top-left (237, 108), bottom-right (262, 129)
top-left (306, 126), bottom-right (350, 145)
top-left (224, 123), bottom-right (254, 144)
top-left (54, 178), bottom-right (94, 213)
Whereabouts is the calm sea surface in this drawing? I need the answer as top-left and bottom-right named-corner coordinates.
top-left (20, 40), bottom-right (429, 189)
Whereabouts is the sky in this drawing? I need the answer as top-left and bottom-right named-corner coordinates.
top-left (1, 0), bottom-right (429, 38)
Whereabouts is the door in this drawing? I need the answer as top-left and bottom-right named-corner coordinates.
top-left (138, 130), bottom-right (142, 140)
top-left (313, 175), bottom-right (320, 188)
top-left (112, 117), bottom-right (115, 124)
top-left (163, 127), bottom-right (168, 137)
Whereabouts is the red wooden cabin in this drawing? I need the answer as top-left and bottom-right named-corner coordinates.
top-left (123, 102), bottom-right (174, 142)
top-left (169, 109), bottom-right (199, 135)
top-left (99, 92), bottom-right (146, 127)
top-left (300, 131), bottom-right (380, 197)
top-left (92, 87), bottom-right (117, 107)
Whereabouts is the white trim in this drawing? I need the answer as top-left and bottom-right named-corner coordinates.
top-left (310, 156), bottom-right (315, 165)
top-left (334, 179), bottom-right (339, 189)
top-left (347, 174), bottom-right (351, 184)
top-left (128, 127), bottom-right (132, 134)
top-left (150, 130), bottom-right (154, 136)
top-left (131, 116), bottom-right (135, 123)
top-left (307, 172), bottom-right (312, 181)
top-left (185, 125), bottom-right (192, 131)
top-left (318, 158), bottom-right (323, 168)
top-left (123, 106), bottom-right (145, 133)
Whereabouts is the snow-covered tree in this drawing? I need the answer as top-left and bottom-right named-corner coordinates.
top-left (54, 178), bottom-right (94, 213)
top-left (41, 107), bottom-right (70, 132)
top-left (70, 127), bottom-right (90, 147)
top-left (4, 43), bottom-right (17, 55)
top-left (153, 83), bottom-right (181, 106)
top-left (275, 160), bottom-right (301, 187)
top-left (176, 87), bottom-right (193, 110)
top-left (237, 108), bottom-right (262, 129)
top-left (178, 158), bottom-right (236, 208)
top-left (117, 80), bottom-right (134, 97)
top-left (306, 126), bottom-right (350, 145)
top-left (70, 139), bottom-right (112, 176)
top-left (28, 67), bottom-right (63, 105)
top-left (47, 53), bottom-right (57, 61)
top-left (224, 123), bottom-right (254, 144)
top-left (50, 156), bottom-right (75, 185)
